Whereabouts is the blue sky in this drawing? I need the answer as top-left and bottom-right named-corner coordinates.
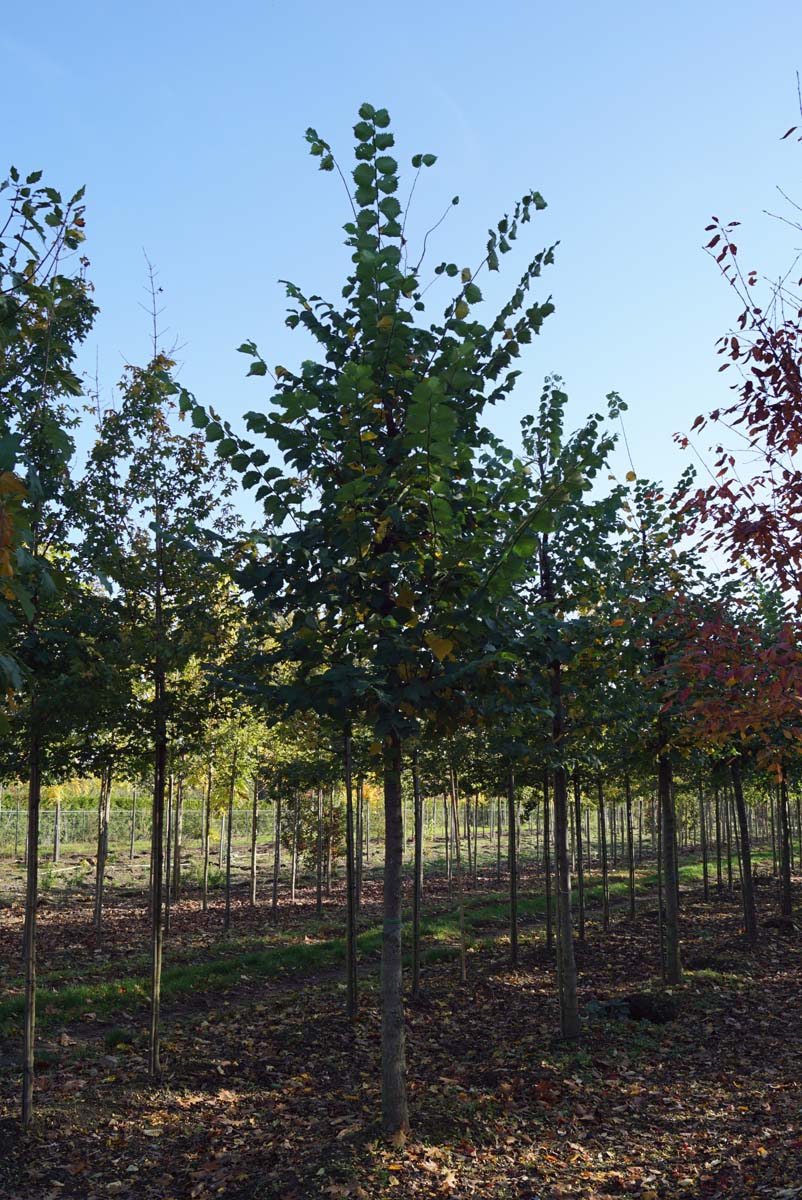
top-left (5, 0), bottom-right (802, 506)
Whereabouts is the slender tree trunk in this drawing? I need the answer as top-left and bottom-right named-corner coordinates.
top-left (714, 782), bottom-right (723, 893)
top-left (344, 733), bottom-right (358, 1020)
top-left (699, 776), bottom-right (709, 902)
top-left (637, 797), bottom-right (643, 863)
top-left (356, 777), bottom-right (364, 911)
top-left (250, 773), bottom-right (260, 907)
top-left (464, 779), bottom-right (473, 892)
top-left (779, 770), bottom-right (793, 917)
top-left (449, 764), bottom-right (467, 982)
top-left (271, 793), bottom-right (282, 921)
top-left (725, 784), bottom-right (733, 895)
top-left (149, 669), bottom-right (168, 1077)
top-left (218, 812), bottom-right (225, 870)
top-left (597, 776), bottom-right (609, 931)
top-left (551, 722), bottom-right (579, 1038)
top-left (443, 794), bottom-right (451, 886)
top-left (22, 725), bottom-right (42, 1125)
top-left (544, 771), bottom-right (553, 951)
top-left (172, 775), bottom-right (184, 902)
top-left (507, 768), bottom-right (519, 966)
top-left (381, 730), bottom-right (409, 1137)
top-left (730, 759), bottom-right (757, 943)
top-left (496, 793), bottom-right (502, 884)
top-left (625, 771), bottom-right (635, 919)
top-left (573, 772), bottom-right (585, 941)
top-left (53, 798), bottom-right (61, 865)
top-left (129, 784), bottom-right (137, 863)
top-left (94, 765), bottom-right (112, 936)
top-left (769, 782), bottom-right (777, 876)
top-left (224, 744), bottom-right (238, 931)
top-left (659, 752), bottom-right (682, 984)
top-left (164, 774), bottom-right (173, 936)
top-left (657, 796), bottom-right (665, 980)
top-left (412, 748), bottom-right (423, 1000)
top-left (290, 796), bottom-right (299, 903)
top-left (315, 782), bottom-right (323, 918)
top-left (202, 762), bottom-right (212, 913)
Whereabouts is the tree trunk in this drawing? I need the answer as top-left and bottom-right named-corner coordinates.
top-left (172, 775), bottom-right (184, 902)
top-left (94, 765), bottom-right (113, 937)
top-left (449, 764), bottom-right (467, 982)
top-left (344, 733), bottom-right (358, 1020)
top-left (22, 725), bottom-right (42, 1125)
top-left (271, 792), bottom-right (282, 921)
top-left (543, 771), bottom-right (553, 951)
top-left (573, 772), bottom-right (585, 941)
top-left (315, 782), bottom-right (323, 918)
top-left (164, 775), bottom-right (173, 936)
top-left (699, 776), bottom-right (709, 902)
top-left (779, 770), bottom-right (793, 917)
top-left (380, 730), bottom-right (409, 1137)
top-left (730, 759), bottom-right (757, 943)
top-left (202, 762), bottom-right (212, 913)
top-left (224, 744), bottom-right (238, 931)
top-left (725, 784), bottom-right (733, 894)
top-left (290, 797), bottom-right (299, 904)
top-left (508, 768), bottom-right (519, 966)
top-left (129, 784), bottom-right (137, 863)
top-left (659, 752), bottom-right (682, 984)
top-left (53, 798), bottom-right (61, 865)
top-left (250, 773), bottom-right (259, 907)
top-left (148, 669), bottom-right (167, 1077)
top-left (597, 776), bottom-right (609, 931)
top-left (412, 748), bottom-right (423, 1000)
top-left (625, 771), bottom-right (635, 919)
top-left (356, 777), bottom-right (364, 911)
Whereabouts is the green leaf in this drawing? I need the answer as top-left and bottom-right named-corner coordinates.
top-left (358, 102), bottom-right (376, 119)
top-left (247, 360), bottom-right (268, 377)
top-left (421, 153), bottom-right (437, 167)
top-left (353, 162), bottom-right (374, 187)
top-left (374, 108), bottom-right (391, 128)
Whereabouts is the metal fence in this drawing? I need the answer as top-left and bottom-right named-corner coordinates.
top-left (0, 807), bottom-right (261, 854)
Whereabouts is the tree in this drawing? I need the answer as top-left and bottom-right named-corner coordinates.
top-left (0, 165), bottom-right (96, 1124)
top-left (182, 104), bottom-right (577, 1135)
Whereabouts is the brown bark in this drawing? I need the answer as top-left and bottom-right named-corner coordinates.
top-left (730, 758), bottom-right (757, 943)
top-left (22, 725), bottom-right (42, 1125)
top-left (659, 752), bottom-right (682, 984)
top-left (381, 730), bottom-right (409, 1137)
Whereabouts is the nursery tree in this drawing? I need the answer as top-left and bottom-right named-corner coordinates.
top-left (181, 104), bottom-right (582, 1135)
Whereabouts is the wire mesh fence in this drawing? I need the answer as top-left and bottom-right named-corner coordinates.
top-left (0, 807), bottom-right (261, 855)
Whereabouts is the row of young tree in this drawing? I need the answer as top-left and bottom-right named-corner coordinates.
top-left (3, 103), bottom-right (801, 1136)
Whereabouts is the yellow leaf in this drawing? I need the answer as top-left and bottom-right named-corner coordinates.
top-left (377, 315), bottom-right (394, 331)
top-left (360, 430), bottom-right (378, 441)
top-left (375, 516), bottom-right (392, 544)
top-left (610, 618), bottom-right (625, 628)
top-left (0, 472), bottom-right (25, 498)
top-left (461, 267), bottom-right (471, 282)
top-left (626, 470), bottom-right (636, 482)
top-left (396, 584), bottom-right (415, 610)
top-left (425, 633), bottom-right (455, 662)
top-left (455, 300), bottom-right (469, 320)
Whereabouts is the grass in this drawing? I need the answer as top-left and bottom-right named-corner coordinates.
top-left (0, 849), bottom-right (771, 1038)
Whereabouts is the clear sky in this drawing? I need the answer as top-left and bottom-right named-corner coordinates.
top-left (5, 0), bottom-right (802, 503)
